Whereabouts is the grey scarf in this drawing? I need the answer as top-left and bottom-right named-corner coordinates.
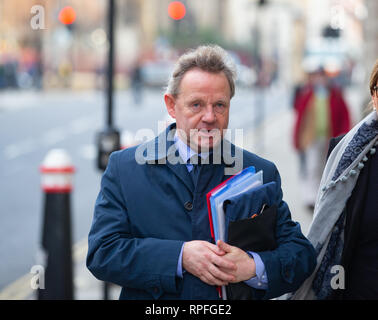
top-left (290, 110), bottom-right (378, 300)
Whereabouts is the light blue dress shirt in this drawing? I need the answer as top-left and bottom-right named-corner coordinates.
top-left (174, 133), bottom-right (268, 290)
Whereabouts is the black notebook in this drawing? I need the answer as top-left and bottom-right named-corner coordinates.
top-left (226, 204), bottom-right (277, 300)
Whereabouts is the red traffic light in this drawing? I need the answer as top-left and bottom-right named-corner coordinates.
top-left (59, 6), bottom-right (76, 25)
top-left (168, 1), bottom-right (186, 20)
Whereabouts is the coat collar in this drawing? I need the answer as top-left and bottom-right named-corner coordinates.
top-left (174, 132), bottom-right (211, 164)
top-left (140, 122), bottom-right (240, 166)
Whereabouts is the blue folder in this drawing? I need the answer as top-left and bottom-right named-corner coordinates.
top-left (223, 181), bottom-right (277, 241)
top-left (207, 166), bottom-right (263, 243)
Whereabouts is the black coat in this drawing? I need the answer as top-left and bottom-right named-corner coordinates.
top-left (327, 135), bottom-right (378, 299)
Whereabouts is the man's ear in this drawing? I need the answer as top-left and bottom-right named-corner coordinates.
top-left (164, 94), bottom-right (176, 119)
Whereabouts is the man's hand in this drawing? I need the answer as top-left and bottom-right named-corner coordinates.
top-left (182, 240), bottom-right (237, 286)
top-left (217, 240), bottom-right (256, 283)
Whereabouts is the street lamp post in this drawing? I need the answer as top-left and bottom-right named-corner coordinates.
top-left (96, 0), bottom-right (120, 299)
top-left (96, 0), bottom-right (120, 172)
top-left (106, 0), bottom-right (115, 130)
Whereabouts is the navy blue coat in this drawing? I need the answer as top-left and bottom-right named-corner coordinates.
top-left (87, 123), bottom-right (316, 300)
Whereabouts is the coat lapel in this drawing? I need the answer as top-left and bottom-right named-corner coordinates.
top-left (166, 161), bottom-right (195, 192)
top-left (141, 123), bottom-right (194, 192)
top-left (140, 123), bottom-right (240, 194)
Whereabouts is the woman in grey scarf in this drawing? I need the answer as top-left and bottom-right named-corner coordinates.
top-left (291, 59), bottom-right (378, 300)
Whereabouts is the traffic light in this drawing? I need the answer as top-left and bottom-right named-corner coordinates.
top-left (96, 129), bottom-right (120, 171)
top-left (168, 1), bottom-right (186, 20)
top-left (59, 6), bottom-right (76, 25)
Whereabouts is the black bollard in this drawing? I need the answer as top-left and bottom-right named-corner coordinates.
top-left (38, 149), bottom-right (75, 300)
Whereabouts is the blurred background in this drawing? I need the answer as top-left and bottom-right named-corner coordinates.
top-left (0, 0), bottom-right (377, 299)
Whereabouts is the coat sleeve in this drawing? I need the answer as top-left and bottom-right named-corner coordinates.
top-left (86, 152), bottom-right (184, 299)
top-left (257, 164), bottom-right (317, 299)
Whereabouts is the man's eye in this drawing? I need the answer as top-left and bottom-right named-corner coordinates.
top-left (191, 103), bottom-right (202, 110)
top-left (214, 103), bottom-right (226, 114)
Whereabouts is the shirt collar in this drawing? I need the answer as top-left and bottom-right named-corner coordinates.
top-left (139, 122), bottom-right (238, 165)
top-left (174, 131), bottom-right (210, 163)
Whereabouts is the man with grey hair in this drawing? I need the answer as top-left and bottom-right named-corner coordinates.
top-left (87, 45), bottom-right (316, 300)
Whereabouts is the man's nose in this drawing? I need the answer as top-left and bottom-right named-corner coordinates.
top-left (201, 104), bottom-right (216, 122)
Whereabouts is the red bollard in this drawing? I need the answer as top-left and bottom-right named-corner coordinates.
top-left (38, 149), bottom-right (75, 300)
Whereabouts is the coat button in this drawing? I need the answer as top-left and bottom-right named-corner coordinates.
top-left (184, 201), bottom-right (193, 211)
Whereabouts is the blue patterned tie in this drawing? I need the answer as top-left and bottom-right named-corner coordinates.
top-left (188, 155), bottom-right (201, 185)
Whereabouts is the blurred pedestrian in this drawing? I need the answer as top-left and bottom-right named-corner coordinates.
top-left (130, 59), bottom-right (143, 105)
top-left (293, 67), bottom-right (351, 211)
top-left (292, 79), bottom-right (308, 178)
top-left (58, 60), bottom-right (72, 88)
top-left (291, 59), bottom-right (378, 300)
top-left (86, 45), bottom-right (316, 300)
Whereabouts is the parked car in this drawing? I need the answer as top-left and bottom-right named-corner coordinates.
top-left (140, 60), bottom-right (174, 88)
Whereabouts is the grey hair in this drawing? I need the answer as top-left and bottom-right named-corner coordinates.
top-left (165, 45), bottom-right (237, 98)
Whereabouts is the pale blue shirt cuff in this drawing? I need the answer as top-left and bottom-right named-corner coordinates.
top-left (176, 243), bottom-right (185, 278)
top-left (244, 251), bottom-right (268, 290)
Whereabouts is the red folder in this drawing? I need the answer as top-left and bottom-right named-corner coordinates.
top-left (206, 166), bottom-right (260, 299)
top-left (206, 174), bottom-right (235, 241)
top-left (206, 173), bottom-right (239, 299)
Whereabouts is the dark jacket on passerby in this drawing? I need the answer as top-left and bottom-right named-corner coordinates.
top-left (131, 65), bottom-right (142, 86)
top-left (86, 123), bottom-right (316, 300)
top-left (327, 135), bottom-right (378, 299)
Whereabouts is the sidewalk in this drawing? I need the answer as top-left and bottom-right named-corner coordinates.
top-left (0, 105), bottom-right (312, 300)
top-left (0, 238), bottom-right (122, 300)
top-left (243, 106), bottom-right (314, 235)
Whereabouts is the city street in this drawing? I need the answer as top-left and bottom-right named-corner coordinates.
top-left (0, 88), bottom-right (165, 290)
top-left (0, 83), bottom-right (364, 299)
top-left (0, 85), bottom-right (290, 291)
top-left (0, 0), bottom-right (376, 303)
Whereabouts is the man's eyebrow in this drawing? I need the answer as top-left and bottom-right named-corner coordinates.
top-left (186, 96), bottom-right (203, 103)
top-left (184, 95), bottom-right (229, 105)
